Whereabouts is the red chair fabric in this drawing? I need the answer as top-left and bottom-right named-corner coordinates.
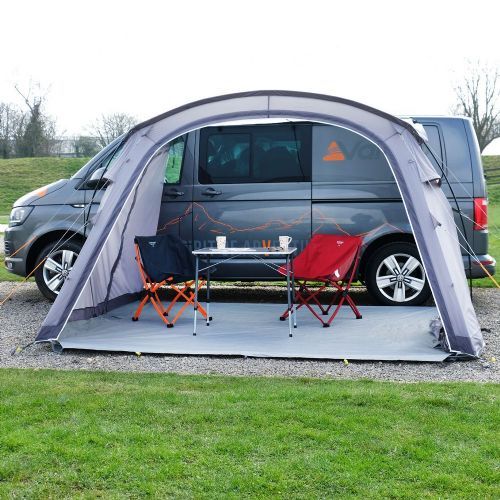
top-left (280, 234), bottom-right (363, 327)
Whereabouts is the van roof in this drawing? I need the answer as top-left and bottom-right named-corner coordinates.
top-left (201, 115), bottom-right (468, 129)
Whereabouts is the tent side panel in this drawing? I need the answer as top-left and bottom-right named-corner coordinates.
top-left (387, 131), bottom-right (482, 355)
top-left (36, 134), bottom-right (157, 341)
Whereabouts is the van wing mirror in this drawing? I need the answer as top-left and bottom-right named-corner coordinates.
top-left (83, 167), bottom-right (111, 190)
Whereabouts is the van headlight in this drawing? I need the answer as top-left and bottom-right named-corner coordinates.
top-left (9, 206), bottom-right (34, 227)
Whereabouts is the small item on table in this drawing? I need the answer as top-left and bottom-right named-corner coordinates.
top-left (216, 236), bottom-right (226, 249)
top-left (279, 235), bottom-right (292, 250)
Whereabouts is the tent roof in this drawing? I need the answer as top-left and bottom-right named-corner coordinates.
top-left (127, 90), bottom-right (425, 145)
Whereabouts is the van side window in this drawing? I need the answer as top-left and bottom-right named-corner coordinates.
top-left (201, 133), bottom-right (250, 183)
top-left (164, 135), bottom-right (186, 184)
top-left (199, 124), bottom-right (311, 184)
top-left (253, 127), bottom-right (310, 182)
top-left (313, 125), bottom-right (392, 182)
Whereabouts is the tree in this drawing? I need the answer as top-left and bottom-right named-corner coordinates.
top-left (14, 84), bottom-right (56, 157)
top-left (74, 136), bottom-right (100, 157)
top-left (454, 62), bottom-right (500, 152)
top-left (0, 102), bottom-right (22, 158)
top-left (90, 113), bottom-right (137, 148)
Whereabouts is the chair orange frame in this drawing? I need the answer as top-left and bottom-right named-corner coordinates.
top-left (132, 242), bottom-right (208, 327)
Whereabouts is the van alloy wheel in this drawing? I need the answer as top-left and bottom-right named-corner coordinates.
top-left (375, 253), bottom-right (425, 303)
top-left (42, 249), bottom-right (78, 293)
top-left (35, 240), bottom-right (83, 301)
top-left (365, 242), bottom-right (431, 306)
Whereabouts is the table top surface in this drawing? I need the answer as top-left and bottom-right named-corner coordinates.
top-left (193, 247), bottom-right (297, 256)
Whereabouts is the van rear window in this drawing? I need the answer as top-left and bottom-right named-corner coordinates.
top-left (422, 125), bottom-right (444, 171)
top-left (313, 125), bottom-right (393, 183)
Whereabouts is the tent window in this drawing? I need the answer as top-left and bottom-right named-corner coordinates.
top-left (164, 135), bottom-right (186, 184)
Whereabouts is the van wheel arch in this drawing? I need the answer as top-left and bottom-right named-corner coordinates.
top-left (26, 231), bottom-right (86, 277)
top-left (358, 233), bottom-right (416, 281)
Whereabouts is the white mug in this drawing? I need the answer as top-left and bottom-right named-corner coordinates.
top-left (216, 236), bottom-right (226, 249)
top-left (279, 235), bottom-right (292, 250)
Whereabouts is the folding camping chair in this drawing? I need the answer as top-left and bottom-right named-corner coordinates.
top-left (132, 234), bottom-right (209, 327)
top-left (280, 234), bottom-right (363, 327)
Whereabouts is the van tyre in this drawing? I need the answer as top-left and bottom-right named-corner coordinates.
top-left (365, 242), bottom-right (431, 306)
top-left (34, 240), bottom-right (83, 301)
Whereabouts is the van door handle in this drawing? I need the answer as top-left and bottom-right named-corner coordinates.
top-left (202, 188), bottom-right (222, 196)
top-left (167, 188), bottom-right (184, 197)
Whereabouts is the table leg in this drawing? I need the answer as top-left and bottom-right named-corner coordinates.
top-left (286, 254), bottom-right (292, 337)
top-left (193, 255), bottom-right (199, 336)
top-left (291, 255), bottom-right (297, 329)
top-left (206, 256), bottom-right (211, 326)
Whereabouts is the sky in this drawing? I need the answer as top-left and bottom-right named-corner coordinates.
top-left (2, 0), bottom-right (500, 153)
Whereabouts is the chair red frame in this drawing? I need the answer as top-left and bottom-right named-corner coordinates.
top-left (280, 235), bottom-right (363, 327)
top-left (132, 242), bottom-right (208, 327)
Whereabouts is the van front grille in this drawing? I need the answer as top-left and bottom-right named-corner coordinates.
top-left (4, 240), bottom-right (11, 256)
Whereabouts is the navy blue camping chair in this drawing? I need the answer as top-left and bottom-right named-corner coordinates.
top-left (132, 234), bottom-right (208, 327)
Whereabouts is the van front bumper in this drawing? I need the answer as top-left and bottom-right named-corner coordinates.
top-left (3, 226), bottom-right (29, 277)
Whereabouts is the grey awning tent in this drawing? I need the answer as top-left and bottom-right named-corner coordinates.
top-left (35, 91), bottom-right (484, 357)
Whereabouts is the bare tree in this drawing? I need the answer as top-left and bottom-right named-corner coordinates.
top-left (90, 113), bottom-right (137, 148)
top-left (14, 84), bottom-right (56, 157)
top-left (454, 61), bottom-right (500, 152)
top-left (0, 103), bottom-right (22, 158)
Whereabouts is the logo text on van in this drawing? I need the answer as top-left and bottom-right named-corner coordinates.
top-left (323, 139), bottom-right (381, 162)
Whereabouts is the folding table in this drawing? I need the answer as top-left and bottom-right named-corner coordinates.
top-left (192, 247), bottom-right (297, 337)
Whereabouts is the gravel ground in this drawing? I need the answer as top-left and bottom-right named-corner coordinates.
top-left (0, 282), bottom-right (498, 382)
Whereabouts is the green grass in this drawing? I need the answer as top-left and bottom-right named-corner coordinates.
top-left (483, 155), bottom-right (500, 204)
top-left (0, 157), bottom-right (88, 215)
top-left (0, 369), bottom-right (498, 498)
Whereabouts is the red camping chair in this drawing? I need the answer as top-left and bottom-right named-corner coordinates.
top-left (280, 234), bottom-right (363, 327)
top-left (132, 234), bottom-right (209, 328)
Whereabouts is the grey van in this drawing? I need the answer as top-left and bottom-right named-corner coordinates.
top-left (4, 117), bottom-right (495, 305)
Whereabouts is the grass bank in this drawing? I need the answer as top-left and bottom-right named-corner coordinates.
top-left (0, 369), bottom-right (498, 497)
top-left (0, 157), bottom-right (88, 215)
top-left (483, 155), bottom-right (500, 204)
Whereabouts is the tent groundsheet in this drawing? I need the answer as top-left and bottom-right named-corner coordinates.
top-left (58, 303), bottom-right (448, 362)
